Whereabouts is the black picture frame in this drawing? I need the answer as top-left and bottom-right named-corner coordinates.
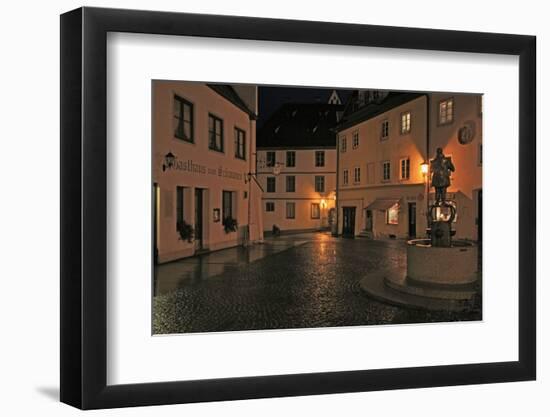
top-left (60, 6), bottom-right (536, 410)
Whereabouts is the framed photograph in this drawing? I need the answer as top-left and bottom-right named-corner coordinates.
top-left (60, 7), bottom-right (536, 410)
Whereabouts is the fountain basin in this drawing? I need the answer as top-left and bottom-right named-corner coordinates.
top-left (407, 239), bottom-right (478, 285)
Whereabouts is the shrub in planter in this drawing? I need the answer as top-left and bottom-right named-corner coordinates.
top-left (222, 217), bottom-right (238, 233)
top-left (176, 221), bottom-right (194, 242)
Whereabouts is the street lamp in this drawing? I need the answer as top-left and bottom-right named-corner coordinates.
top-left (420, 162), bottom-right (429, 175)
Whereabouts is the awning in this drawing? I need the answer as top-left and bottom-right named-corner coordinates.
top-left (366, 198), bottom-right (400, 211)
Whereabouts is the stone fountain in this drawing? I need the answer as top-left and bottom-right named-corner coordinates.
top-left (360, 148), bottom-right (480, 311)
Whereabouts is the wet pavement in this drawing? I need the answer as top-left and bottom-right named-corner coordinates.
top-left (153, 232), bottom-right (481, 334)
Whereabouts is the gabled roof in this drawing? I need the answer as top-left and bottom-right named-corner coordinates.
top-left (208, 84), bottom-right (257, 119)
top-left (337, 92), bottom-right (425, 131)
top-left (257, 102), bottom-right (343, 148)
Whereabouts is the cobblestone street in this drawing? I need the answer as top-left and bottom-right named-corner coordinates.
top-left (153, 232), bottom-right (481, 334)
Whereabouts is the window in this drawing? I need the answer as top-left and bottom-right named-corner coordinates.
top-left (400, 111), bottom-right (411, 134)
top-left (208, 114), bottom-right (223, 152)
top-left (222, 191), bottom-right (234, 220)
top-left (311, 203), bottom-right (320, 219)
top-left (381, 120), bottom-right (389, 140)
top-left (400, 158), bottom-right (410, 180)
top-left (352, 131), bottom-right (359, 149)
top-left (343, 169), bottom-right (349, 186)
top-left (286, 202), bottom-right (295, 219)
top-left (286, 176), bottom-right (296, 192)
top-left (315, 176), bottom-right (325, 192)
top-left (479, 143), bottom-right (483, 165)
top-left (315, 151), bottom-right (325, 167)
top-left (341, 136), bottom-right (347, 153)
top-left (286, 151), bottom-right (296, 167)
top-left (173, 95), bottom-right (193, 142)
top-left (266, 151), bottom-right (276, 167)
top-left (353, 167), bottom-right (361, 183)
top-left (266, 177), bottom-right (276, 193)
top-left (438, 98), bottom-right (454, 125)
top-left (265, 202), bottom-right (275, 212)
top-left (386, 203), bottom-right (399, 225)
top-left (234, 127), bottom-right (246, 159)
top-left (382, 161), bottom-right (391, 181)
top-left (176, 186), bottom-right (184, 228)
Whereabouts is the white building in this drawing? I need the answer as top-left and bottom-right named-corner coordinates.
top-left (336, 90), bottom-right (482, 241)
top-left (256, 100), bottom-right (343, 233)
top-left (152, 81), bottom-right (264, 263)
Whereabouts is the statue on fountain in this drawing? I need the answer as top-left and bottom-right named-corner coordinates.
top-left (428, 148), bottom-right (456, 247)
top-left (430, 147), bottom-right (455, 206)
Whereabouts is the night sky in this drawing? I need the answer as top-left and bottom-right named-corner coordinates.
top-left (258, 86), bottom-right (352, 128)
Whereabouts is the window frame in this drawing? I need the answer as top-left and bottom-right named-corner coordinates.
top-left (380, 119), bottom-right (389, 140)
top-left (311, 203), bottom-right (321, 219)
top-left (286, 151), bottom-right (296, 167)
top-left (265, 201), bottom-right (275, 212)
top-left (314, 175), bottom-right (325, 193)
top-left (266, 177), bottom-right (276, 193)
top-left (173, 94), bottom-right (194, 143)
top-left (208, 113), bottom-right (224, 152)
top-left (352, 131), bottom-right (359, 149)
top-left (315, 150), bottom-right (325, 167)
top-left (234, 127), bottom-right (246, 160)
top-left (222, 190), bottom-right (234, 220)
top-left (285, 175), bottom-right (296, 193)
top-left (353, 166), bottom-right (361, 184)
top-left (400, 111), bottom-right (411, 135)
top-left (286, 202), bottom-right (296, 219)
top-left (399, 157), bottom-right (410, 180)
top-left (382, 160), bottom-right (391, 182)
top-left (343, 169), bottom-right (349, 186)
top-left (438, 97), bottom-right (455, 126)
top-left (341, 136), bottom-right (347, 153)
top-left (266, 151), bottom-right (276, 167)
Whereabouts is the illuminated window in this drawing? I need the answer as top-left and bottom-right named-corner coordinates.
top-left (400, 111), bottom-right (411, 134)
top-left (352, 131), bottom-right (359, 149)
top-left (438, 98), bottom-right (454, 125)
top-left (208, 114), bottom-right (223, 152)
top-left (286, 202), bottom-right (295, 219)
top-left (311, 203), bottom-right (320, 219)
top-left (173, 95), bottom-right (193, 142)
top-left (354, 167), bottom-right (361, 183)
top-left (234, 127), bottom-right (246, 160)
top-left (265, 202), bottom-right (275, 212)
top-left (400, 158), bottom-right (410, 180)
top-left (386, 203), bottom-right (399, 225)
top-left (341, 136), bottom-right (347, 152)
top-left (381, 120), bottom-right (389, 140)
top-left (315, 176), bottom-right (325, 192)
top-left (343, 169), bottom-right (349, 186)
top-left (315, 151), bottom-right (325, 167)
top-left (286, 151), bottom-right (296, 167)
top-left (382, 161), bottom-right (391, 181)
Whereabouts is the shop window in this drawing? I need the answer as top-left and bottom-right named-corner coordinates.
top-left (386, 203), bottom-right (399, 225)
top-left (311, 203), bottom-right (320, 219)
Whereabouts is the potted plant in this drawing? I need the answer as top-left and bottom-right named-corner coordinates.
top-left (222, 217), bottom-right (238, 233)
top-left (176, 221), bottom-right (194, 242)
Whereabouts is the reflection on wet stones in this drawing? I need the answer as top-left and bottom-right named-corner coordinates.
top-left (153, 233), bottom-right (481, 334)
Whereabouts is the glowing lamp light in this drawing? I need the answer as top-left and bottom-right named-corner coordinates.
top-left (420, 162), bottom-right (429, 175)
top-left (320, 199), bottom-right (327, 208)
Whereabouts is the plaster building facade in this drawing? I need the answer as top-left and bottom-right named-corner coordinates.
top-left (336, 90), bottom-right (482, 241)
top-left (257, 99), bottom-right (343, 233)
top-left (152, 81), bottom-right (264, 263)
